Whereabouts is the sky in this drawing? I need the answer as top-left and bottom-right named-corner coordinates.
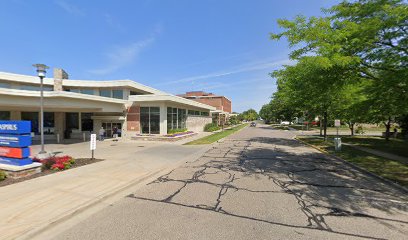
top-left (0, 0), bottom-right (339, 112)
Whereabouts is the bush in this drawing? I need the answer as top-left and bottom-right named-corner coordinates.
top-left (34, 155), bottom-right (75, 171)
top-left (204, 123), bottom-right (220, 132)
top-left (355, 125), bottom-right (365, 134)
top-left (0, 170), bottom-right (6, 181)
top-left (167, 128), bottom-right (187, 134)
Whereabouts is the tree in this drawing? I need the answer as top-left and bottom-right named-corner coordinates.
top-left (272, 56), bottom-right (356, 139)
top-left (239, 109), bottom-right (259, 121)
top-left (270, 0), bottom-right (408, 140)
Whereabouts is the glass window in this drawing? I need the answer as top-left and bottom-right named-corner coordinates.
top-left (167, 108), bottom-right (186, 131)
top-left (0, 111), bottom-right (10, 120)
top-left (80, 89), bottom-right (95, 95)
top-left (201, 111), bottom-right (209, 116)
top-left (167, 107), bottom-right (172, 130)
top-left (21, 112), bottom-right (39, 133)
top-left (140, 107), bottom-right (150, 134)
top-left (188, 110), bottom-right (195, 115)
top-left (65, 88), bottom-right (80, 93)
top-left (177, 109), bottom-right (183, 129)
top-left (140, 107), bottom-right (161, 134)
top-left (66, 112), bottom-right (79, 130)
top-left (43, 112), bottom-right (55, 135)
top-left (130, 91), bottom-right (145, 95)
top-left (150, 107), bottom-right (160, 134)
top-left (99, 89), bottom-right (111, 98)
top-left (0, 82), bottom-right (10, 89)
top-left (112, 89), bottom-right (124, 99)
top-left (81, 113), bottom-right (93, 131)
top-left (20, 85), bottom-right (53, 91)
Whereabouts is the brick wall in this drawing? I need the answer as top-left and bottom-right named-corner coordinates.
top-left (127, 105), bottom-right (140, 132)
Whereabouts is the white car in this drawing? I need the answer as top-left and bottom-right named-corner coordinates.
top-left (281, 121), bottom-right (291, 125)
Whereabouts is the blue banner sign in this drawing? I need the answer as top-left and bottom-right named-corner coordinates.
top-left (0, 121), bottom-right (31, 135)
top-left (0, 135), bottom-right (32, 148)
top-left (0, 156), bottom-right (32, 166)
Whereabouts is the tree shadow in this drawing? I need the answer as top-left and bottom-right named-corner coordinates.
top-left (129, 132), bottom-right (408, 239)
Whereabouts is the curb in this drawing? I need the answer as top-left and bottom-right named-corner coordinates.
top-left (18, 145), bottom-right (212, 240)
top-left (294, 137), bottom-right (408, 194)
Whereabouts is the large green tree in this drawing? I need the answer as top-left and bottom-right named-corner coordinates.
top-left (239, 109), bottom-right (259, 121)
top-left (269, 0), bottom-right (407, 139)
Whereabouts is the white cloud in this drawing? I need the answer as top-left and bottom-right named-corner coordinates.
top-left (104, 14), bottom-right (126, 32)
top-left (160, 58), bottom-right (293, 86)
top-left (55, 0), bottom-right (84, 16)
top-left (89, 37), bottom-right (154, 75)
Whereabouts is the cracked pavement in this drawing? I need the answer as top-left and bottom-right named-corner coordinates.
top-left (55, 124), bottom-right (408, 240)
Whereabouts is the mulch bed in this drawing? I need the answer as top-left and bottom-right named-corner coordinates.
top-left (0, 158), bottom-right (103, 187)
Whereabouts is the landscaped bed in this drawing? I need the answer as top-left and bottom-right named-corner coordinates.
top-left (0, 157), bottom-right (103, 187)
top-left (297, 136), bottom-right (408, 187)
top-left (132, 131), bottom-right (197, 141)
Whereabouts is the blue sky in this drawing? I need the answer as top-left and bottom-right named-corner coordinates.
top-left (0, 0), bottom-right (338, 112)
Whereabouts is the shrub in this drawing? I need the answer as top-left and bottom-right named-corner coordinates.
top-left (42, 157), bottom-right (57, 170)
top-left (204, 123), bottom-right (220, 132)
top-left (167, 128), bottom-right (188, 134)
top-left (355, 125), bottom-right (365, 134)
top-left (0, 170), bottom-right (6, 181)
top-left (34, 155), bottom-right (75, 171)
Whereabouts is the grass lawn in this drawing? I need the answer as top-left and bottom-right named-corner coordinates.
top-left (297, 136), bottom-right (408, 187)
top-left (340, 136), bottom-right (408, 158)
top-left (185, 124), bottom-right (247, 145)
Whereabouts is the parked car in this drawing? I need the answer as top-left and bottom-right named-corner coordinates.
top-left (281, 121), bottom-right (290, 125)
top-left (250, 122), bottom-right (257, 127)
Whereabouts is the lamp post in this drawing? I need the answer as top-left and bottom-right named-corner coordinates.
top-left (33, 64), bottom-right (49, 156)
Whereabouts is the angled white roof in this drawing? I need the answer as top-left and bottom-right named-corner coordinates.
top-left (0, 72), bottom-right (165, 95)
top-left (129, 94), bottom-right (216, 111)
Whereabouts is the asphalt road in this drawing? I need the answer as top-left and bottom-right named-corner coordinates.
top-left (54, 124), bottom-right (408, 240)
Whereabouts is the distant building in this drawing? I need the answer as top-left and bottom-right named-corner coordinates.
top-left (177, 91), bottom-right (232, 125)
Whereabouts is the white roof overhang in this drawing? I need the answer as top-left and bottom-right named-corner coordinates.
top-left (0, 72), bottom-right (165, 95)
top-left (129, 94), bottom-right (216, 111)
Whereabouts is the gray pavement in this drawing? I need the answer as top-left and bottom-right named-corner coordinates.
top-left (53, 124), bottom-right (408, 240)
top-left (1, 138), bottom-right (209, 240)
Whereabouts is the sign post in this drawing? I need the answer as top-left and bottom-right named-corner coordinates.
top-left (90, 134), bottom-right (96, 160)
top-left (334, 119), bottom-right (341, 151)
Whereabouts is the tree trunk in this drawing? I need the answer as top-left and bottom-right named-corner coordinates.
top-left (319, 117), bottom-right (323, 137)
top-left (349, 122), bottom-right (354, 136)
top-left (384, 116), bottom-right (392, 141)
top-left (323, 112), bottom-right (328, 141)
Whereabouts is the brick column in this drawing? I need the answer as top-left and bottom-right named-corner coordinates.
top-left (127, 105), bottom-right (140, 135)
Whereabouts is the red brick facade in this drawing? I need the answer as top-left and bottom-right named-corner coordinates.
top-left (177, 91), bottom-right (232, 113)
top-left (127, 105), bottom-right (140, 132)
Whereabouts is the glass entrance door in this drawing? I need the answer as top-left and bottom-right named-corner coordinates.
top-left (102, 122), bottom-right (122, 138)
top-left (140, 107), bottom-right (160, 134)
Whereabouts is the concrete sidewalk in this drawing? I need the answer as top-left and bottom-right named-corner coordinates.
top-left (0, 140), bottom-right (211, 240)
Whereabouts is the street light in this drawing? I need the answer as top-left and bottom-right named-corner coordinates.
top-left (33, 63), bottom-right (49, 156)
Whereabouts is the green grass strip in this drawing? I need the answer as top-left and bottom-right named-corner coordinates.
top-left (185, 124), bottom-right (248, 145)
top-left (298, 136), bottom-right (408, 187)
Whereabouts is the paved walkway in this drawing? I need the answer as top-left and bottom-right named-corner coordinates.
top-left (0, 140), bottom-right (209, 240)
top-left (53, 124), bottom-right (408, 240)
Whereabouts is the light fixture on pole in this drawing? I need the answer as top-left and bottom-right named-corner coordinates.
top-left (33, 64), bottom-right (49, 156)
